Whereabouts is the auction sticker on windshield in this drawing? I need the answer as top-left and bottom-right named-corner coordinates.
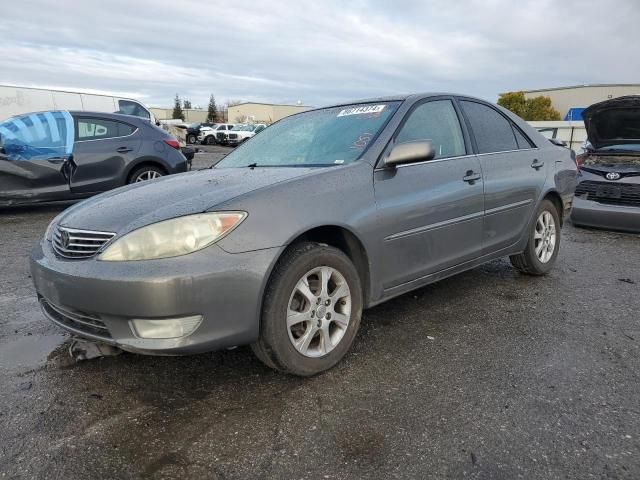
top-left (337, 105), bottom-right (385, 117)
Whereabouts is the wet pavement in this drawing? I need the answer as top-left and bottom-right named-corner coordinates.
top-left (1, 170), bottom-right (639, 478)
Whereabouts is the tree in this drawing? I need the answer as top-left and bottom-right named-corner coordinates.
top-left (172, 94), bottom-right (184, 120)
top-left (497, 91), bottom-right (561, 121)
top-left (183, 99), bottom-right (192, 109)
top-left (207, 94), bottom-right (218, 122)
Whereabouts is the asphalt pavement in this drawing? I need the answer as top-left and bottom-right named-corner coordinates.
top-left (1, 157), bottom-right (639, 478)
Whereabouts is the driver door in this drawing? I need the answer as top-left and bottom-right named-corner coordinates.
top-left (0, 111), bottom-right (74, 204)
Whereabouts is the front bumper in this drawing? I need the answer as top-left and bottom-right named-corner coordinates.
top-left (571, 197), bottom-right (640, 233)
top-left (30, 240), bottom-right (281, 355)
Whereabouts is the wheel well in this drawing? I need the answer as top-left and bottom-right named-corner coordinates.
top-left (544, 191), bottom-right (564, 225)
top-left (289, 226), bottom-right (371, 304)
top-left (126, 161), bottom-right (168, 183)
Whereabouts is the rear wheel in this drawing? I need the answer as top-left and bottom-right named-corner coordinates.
top-left (251, 242), bottom-right (363, 376)
top-left (510, 199), bottom-right (561, 275)
top-left (128, 165), bottom-right (164, 184)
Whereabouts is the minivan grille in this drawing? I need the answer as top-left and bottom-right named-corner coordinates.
top-left (575, 180), bottom-right (640, 207)
top-left (39, 297), bottom-right (112, 340)
top-left (52, 226), bottom-right (116, 259)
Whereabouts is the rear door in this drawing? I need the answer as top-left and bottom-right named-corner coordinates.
top-left (0, 111), bottom-right (74, 203)
top-left (374, 97), bottom-right (484, 290)
top-left (458, 99), bottom-right (546, 254)
top-left (70, 116), bottom-right (141, 193)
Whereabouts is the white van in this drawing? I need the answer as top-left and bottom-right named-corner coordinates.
top-left (528, 120), bottom-right (587, 152)
top-left (0, 85), bottom-right (155, 123)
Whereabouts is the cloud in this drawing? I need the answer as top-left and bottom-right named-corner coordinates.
top-left (1, 0), bottom-right (639, 108)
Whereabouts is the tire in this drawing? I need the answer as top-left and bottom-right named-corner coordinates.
top-left (251, 242), bottom-right (363, 376)
top-left (510, 199), bottom-right (561, 275)
top-left (127, 165), bottom-right (164, 184)
top-left (187, 134), bottom-right (196, 144)
top-left (204, 136), bottom-right (216, 145)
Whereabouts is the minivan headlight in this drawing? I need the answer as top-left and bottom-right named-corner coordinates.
top-left (99, 212), bottom-right (246, 261)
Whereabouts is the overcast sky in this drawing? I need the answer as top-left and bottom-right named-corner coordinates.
top-left (2, 0), bottom-right (639, 108)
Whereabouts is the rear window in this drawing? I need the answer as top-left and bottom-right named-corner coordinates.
top-left (460, 100), bottom-right (518, 153)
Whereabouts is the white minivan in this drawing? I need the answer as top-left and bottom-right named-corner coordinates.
top-left (0, 85), bottom-right (155, 123)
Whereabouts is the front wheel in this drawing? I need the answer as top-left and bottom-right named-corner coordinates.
top-left (187, 134), bottom-right (196, 144)
top-left (251, 242), bottom-right (363, 376)
top-left (510, 199), bottom-right (561, 275)
top-left (204, 135), bottom-right (216, 145)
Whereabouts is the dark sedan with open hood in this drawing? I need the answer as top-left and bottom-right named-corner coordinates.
top-left (572, 96), bottom-right (640, 232)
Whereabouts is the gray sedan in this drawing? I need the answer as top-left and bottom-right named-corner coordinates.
top-left (31, 93), bottom-right (578, 376)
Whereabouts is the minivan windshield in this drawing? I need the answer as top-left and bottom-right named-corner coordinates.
top-left (216, 102), bottom-right (400, 168)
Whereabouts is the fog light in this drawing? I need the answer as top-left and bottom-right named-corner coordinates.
top-left (129, 315), bottom-right (203, 339)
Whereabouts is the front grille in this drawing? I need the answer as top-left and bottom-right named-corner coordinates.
top-left (216, 132), bottom-right (226, 140)
top-left (40, 297), bottom-right (112, 340)
top-left (228, 133), bottom-right (238, 140)
top-left (53, 226), bottom-right (115, 259)
top-left (575, 180), bottom-right (640, 207)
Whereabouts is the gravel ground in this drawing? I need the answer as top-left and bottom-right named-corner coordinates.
top-left (0, 164), bottom-right (639, 478)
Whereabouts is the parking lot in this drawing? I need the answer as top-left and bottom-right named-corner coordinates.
top-left (1, 147), bottom-right (639, 478)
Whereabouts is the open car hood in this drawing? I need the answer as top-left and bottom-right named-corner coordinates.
top-left (583, 96), bottom-right (640, 150)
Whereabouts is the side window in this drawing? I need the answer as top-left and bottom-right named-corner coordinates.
top-left (395, 99), bottom-right (466, 159)
top-left (76, 118), bottom-right (120, 140)
top-left (117, 100), bottom-right (150, 120)
top-left (118, 122), bottom-right (137, 137)
top-left (460, 101), bottom-right (518, 153)
top-left (512, 125), bottom-right (534, 149)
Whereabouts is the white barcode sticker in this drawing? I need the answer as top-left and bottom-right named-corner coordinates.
top-left (337, 105), bottom-right (385, 117)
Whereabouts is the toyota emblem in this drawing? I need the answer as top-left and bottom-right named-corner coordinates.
top-left (60, 230), bottom-right (71, 249)
top-left (605, 172), bottom-right (621, 181)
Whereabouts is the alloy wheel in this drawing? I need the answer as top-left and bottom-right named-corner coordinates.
top-left (134, 170), bottom-right (162, 182)
top-left (534, 210), bottom-right (556, 263)
top-left (287, 266), bottom-right (351, 358)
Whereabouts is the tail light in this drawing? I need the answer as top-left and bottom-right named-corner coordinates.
top-left (164, 139), bottom-right (180, 150)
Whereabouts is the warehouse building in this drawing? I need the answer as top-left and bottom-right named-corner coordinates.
top-left (522, 84), bottom-right (640, 120)
top-left (226, 102), bottom-right (310, 124)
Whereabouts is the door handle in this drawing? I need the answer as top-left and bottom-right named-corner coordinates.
top-left (116, 147), bottom-right (133, 153)
top-left (463, 170), bottom-right (481, 184)
top-left (531, 159), bottom-right (545, 170)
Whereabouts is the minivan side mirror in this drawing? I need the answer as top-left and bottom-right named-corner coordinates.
top-left (385, 140), bottom-right (435, 167)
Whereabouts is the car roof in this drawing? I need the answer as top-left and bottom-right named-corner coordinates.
top-left (68, 111), bottom-right (147, 123)
top-left (310, 92), bottom-right (489, 111)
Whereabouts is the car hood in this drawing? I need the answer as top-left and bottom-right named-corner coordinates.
top-left (57, 167), bottom-right (319, 234)
top-left (583, 96), bottom-right (640, 149)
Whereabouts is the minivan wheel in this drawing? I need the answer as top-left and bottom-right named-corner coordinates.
top-left (128, 165), bottom-right (164, 184)
top-left (510, 199), bottom-right (561, 275)
top-left (251, 242), bottom-right (363, 376)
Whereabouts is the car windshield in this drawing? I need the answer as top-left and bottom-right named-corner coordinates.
top-left (0, 111), bottom-right (74, 161)
top-left (216, 102), bottom-right (400, 168)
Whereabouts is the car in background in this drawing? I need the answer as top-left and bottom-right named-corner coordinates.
top-left (571, 96), bottom-right (640, 232)
top-left (198, 123), bottom-right (237, 145)
top-left (0, 111), bottom-right (189, 206)
top-left (183, 122), bottom-right (216, 144)
top-left (31, 93), bottom-right (576, 376)
top-left (224, 124), bottom-right (267, 146)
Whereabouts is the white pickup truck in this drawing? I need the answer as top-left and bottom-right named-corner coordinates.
top-left (198, 123), bottom-right (237, 145)
top-left (223, 124), bottom-right (267, 146)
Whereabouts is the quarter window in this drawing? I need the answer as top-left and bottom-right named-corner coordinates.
top-left (460, 100), bottom-right (518, 153)
top-left (395, 99), bottom-right (466, 159)
top-left (513, 126), bottom-right (534, 149)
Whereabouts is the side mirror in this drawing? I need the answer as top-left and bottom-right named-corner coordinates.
top-left (385, 140), bottom-right (435, 167)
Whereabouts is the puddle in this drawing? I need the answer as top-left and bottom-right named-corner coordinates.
top-left (0, 333), bottom-right (67, 370)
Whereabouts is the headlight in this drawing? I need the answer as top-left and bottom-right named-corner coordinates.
top-left (99, 212), bottom-right (246, 261)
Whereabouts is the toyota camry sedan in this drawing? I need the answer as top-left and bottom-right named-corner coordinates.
top-left (31, 93), bottom-right (578, 376)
